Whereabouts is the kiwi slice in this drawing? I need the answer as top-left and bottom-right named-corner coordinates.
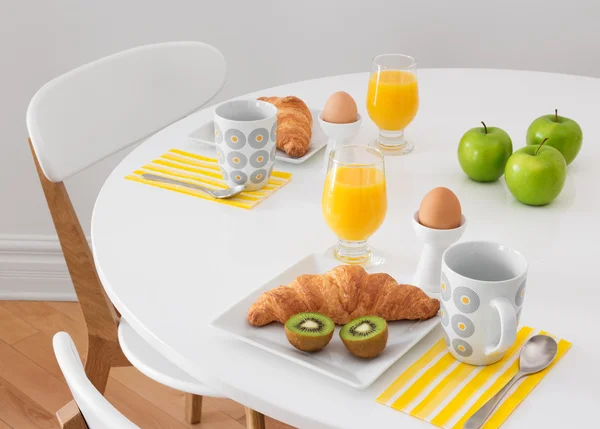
top-left (340, 316), bottom-right (388, 358)
top-left (285, 312), bottom-right (335, 352)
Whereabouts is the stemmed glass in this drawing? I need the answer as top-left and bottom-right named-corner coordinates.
top-left (366, 54), bottom-right (419, 155)
top-left (322, 145), bottom-right (387, 266)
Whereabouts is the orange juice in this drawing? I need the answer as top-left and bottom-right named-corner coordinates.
top-left (366, 70), bottom-right (419, 131)
top-left (322, 166), bottom-right (387, 241)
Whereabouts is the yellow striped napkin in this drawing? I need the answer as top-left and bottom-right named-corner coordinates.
top-left (125, 149), bottom-right (292, 209)
top-left (377, 327), bottom-right (570, 429)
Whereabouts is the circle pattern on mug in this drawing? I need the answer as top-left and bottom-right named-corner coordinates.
top-left (248, 128), bottom-right (269, 149)
top-left (226, 151), bottom-right (248, 169)
top-left (250, 169), bottom-right (268, 184)
top-left (225, 129), bottom-right (246, 149)
top-left (270, 121), bottom-right (277, 142)
top-left (443, 330), bottom-right (451, 347)
top-left (268, 164), bottom-right (274, 179)
top-left (250, 150), bottom-right (269, 168)
top-left (515, 280), bottom-right (526, 306)
top-left (270, 144), bottom-right (277, 161)
top-left (451, 314), bottom-right (475, 338)
top-left (214, 123), bottom-right (223, 144)
top-left (454, 287), bottom-right (480, 313)
top-left (216, 147), bottom-right (225, 165)
top-left (516, 307), bottom-right (522, 324)
top-left (441, 272), bottom-right (451, 301)
top-left (230, 171), bottom-right (247, 185)
top-left (452, 339), bottom-right (473, 357)
top-left (440, 301), bottom-right (449, 326)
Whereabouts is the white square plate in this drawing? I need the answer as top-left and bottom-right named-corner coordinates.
top-left (210, 253), bottom-right (440, 389)
top-left (188, 108), bottom-right (327, 164)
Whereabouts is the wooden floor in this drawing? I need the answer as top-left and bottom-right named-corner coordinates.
top-left (0, 301), bottom-right (295, 429)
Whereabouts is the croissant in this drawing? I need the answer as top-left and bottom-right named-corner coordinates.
top-left (248, 265), bottom-right (440, 326)
top-left (257, 96), bottom-right (312, 157)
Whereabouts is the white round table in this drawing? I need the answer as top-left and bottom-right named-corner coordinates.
top-left (92, 69), bottom-right (600, 428)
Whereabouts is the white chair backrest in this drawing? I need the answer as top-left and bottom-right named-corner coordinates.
top-left (27, 42), bottom-right (226, 182)
top-left (53, 332), bottom-right (139, 429)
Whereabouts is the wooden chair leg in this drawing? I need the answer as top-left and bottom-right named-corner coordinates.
top-left (84, 338), bottom-right (115, 394)
top-left (57, 400), bottom-right (88, 428)
top-left (185, 393), bottom-right (203, 424)
top-left (245, 407), bottom-right (266, 429)
top-left (83, 335), bottom-right (131, 392)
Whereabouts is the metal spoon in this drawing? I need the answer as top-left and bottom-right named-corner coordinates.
top-left (464, 334), bottom-right (558, 429)
top-left (141, 173), bottom-right (245, 199)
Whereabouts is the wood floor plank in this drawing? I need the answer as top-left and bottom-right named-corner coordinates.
top-left (1, 301), bottom-right (88, 353)
top-left (0, 419), bottom-right (14, 429)
top-left (0, 305), bottom-right (38, 345)
top-left (265, 417), bottom-right (296, 429)
top-left (0, 376), bottom-right (58, 429)
top-left (111, 366), bottom-right (246, 428)
top-left (0, 339), bottom-right (71, 414)
top-left (104, 377), bottom-right (201, 429)
top-left (47, 302), bottom-right (83, 324)
top-left (12, 332), bottom-right (66, 381)
top-left (237, 415), bottom-right (296, 429)
top-left (205, 397), bottom-right (247, 421)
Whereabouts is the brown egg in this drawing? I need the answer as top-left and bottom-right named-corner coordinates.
top-left (321, 91), bottom-right (358, 124)
top-left (419, 187), bottom-right (462, 230)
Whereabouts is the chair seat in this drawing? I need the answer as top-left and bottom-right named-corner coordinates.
top-left (118, 319), bottom-right (225, 397)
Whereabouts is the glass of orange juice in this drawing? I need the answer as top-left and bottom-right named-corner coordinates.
top-left (366, 54), bottom-right (419, 155)
top-left (322, 145), bottom-right (387, 266)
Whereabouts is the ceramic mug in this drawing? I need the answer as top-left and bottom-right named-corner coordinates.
top-left (214, 100), bottom-right (278, 191)
top-left (440, 241), bottom-right (527, 366)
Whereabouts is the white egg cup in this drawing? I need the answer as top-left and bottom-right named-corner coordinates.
top-left (413, 211), bottom-right (467, 295)
top-left (319, 114), bottom-right (362, 171)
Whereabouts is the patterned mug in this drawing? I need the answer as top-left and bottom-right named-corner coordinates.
top-left (214, 100), bottom-right (278, 191)
top-left (440, 241), bottom-right (527, 366)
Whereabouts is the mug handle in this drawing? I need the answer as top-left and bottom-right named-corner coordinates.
top-left (485, 297), bottom-right (517, 357)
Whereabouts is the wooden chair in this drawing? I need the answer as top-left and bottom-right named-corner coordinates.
top-left (54, 332), bottom-right (140, 429)
top-left (27, 42), bottom-right (266, 429)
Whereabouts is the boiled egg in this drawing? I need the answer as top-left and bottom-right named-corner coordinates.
top-left (321, 91), bottom-right (358, 124)
top-left (419, 187), bottom-right (462, 230)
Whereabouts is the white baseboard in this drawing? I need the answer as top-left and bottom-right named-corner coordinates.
top-left (0, 235), bottom-right (77, 301)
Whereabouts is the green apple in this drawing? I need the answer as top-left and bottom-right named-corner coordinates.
top-left (526, 109), bottom-right (582, 165)
top-left (505, 139), bottom-right (567, 206)
top-left (458, 122), bottom-right (513, 182)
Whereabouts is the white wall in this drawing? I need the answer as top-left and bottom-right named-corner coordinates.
top-left (0, 0), bottom-right (598, 296)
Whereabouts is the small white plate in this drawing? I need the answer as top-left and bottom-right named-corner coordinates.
top-left (211, 253), bottom-right (441, 389)
top-left (188, 108), bottom-right (327, 164)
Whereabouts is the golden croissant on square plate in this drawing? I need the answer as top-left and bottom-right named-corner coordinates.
top-left (257, 96), bottom-right (312, 158)
top-left (247, 265), bottom-right (440, 326)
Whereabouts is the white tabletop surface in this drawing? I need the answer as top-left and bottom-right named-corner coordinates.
top-left (92, 69), bottom-right (600, 429)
